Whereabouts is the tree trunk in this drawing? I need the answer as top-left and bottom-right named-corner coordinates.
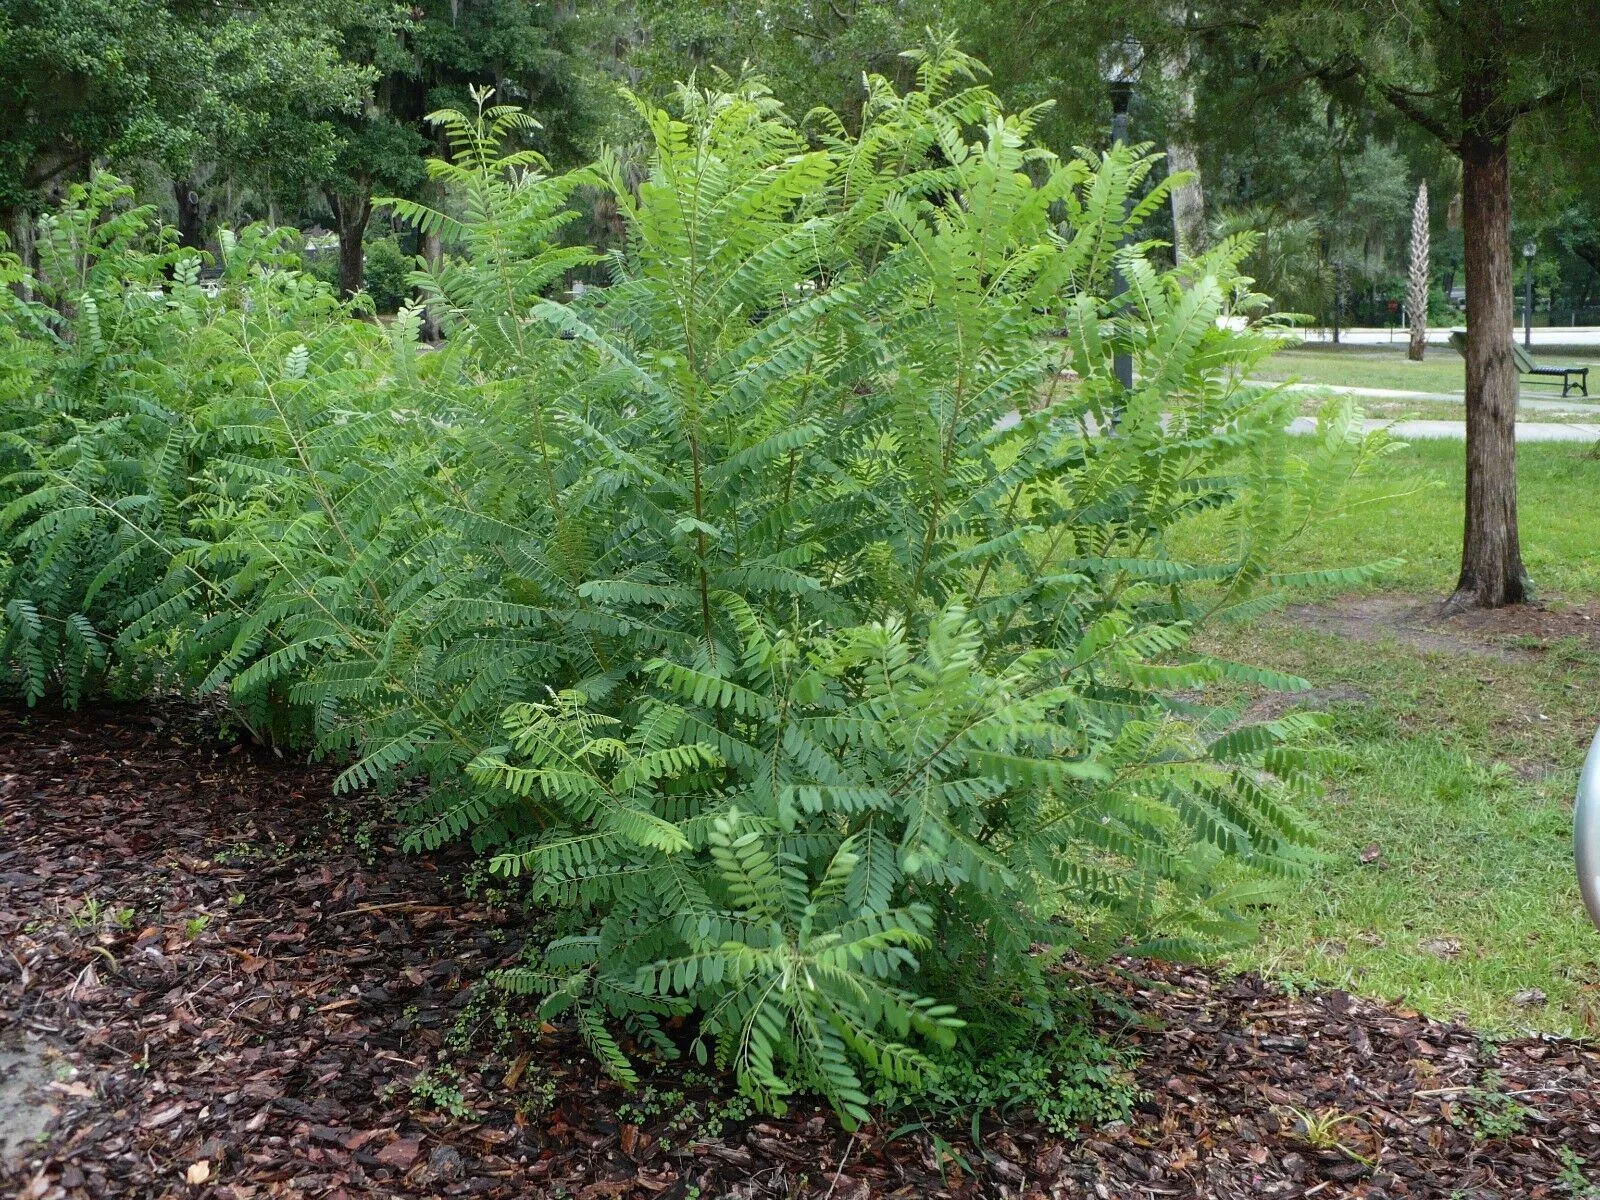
top-left (328, 188), bottom-right (373, 301)
top-left (1446, 103), bottom-right (1528, 612)
top-left (421, 226), bottom-right (442, 341)
top-left (1167, 140), bottom-right (1206, 265)
top-left (3, 204), bottom-right (35, 299)
top-left (1407, 181), bottom-right (1430, 360)
top-left (1162, 18), bottom-right (1206, 264)
top-left (1331, 260), bottom-right (1343, 344)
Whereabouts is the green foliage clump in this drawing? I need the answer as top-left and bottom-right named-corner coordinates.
top-left (888, 1014), bottom-right (1141, 1135)
top-left (0, 175), bottom-right (357, 709)
top-left (361, 234), bottom-right (415, 313)
top-left (0, 49), bottom-right (1396, 1125)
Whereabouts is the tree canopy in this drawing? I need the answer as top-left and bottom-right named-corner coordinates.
top-left (3, 0), bottom-right (1596, 607)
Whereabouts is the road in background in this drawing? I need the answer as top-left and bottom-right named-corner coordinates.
top-left (1294, 327), bottom-right (1600, 349)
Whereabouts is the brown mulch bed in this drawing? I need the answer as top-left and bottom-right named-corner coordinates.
top-left (3, 703), bottom-right (1599, 1200)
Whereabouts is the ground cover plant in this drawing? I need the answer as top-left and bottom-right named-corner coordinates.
top-left (1, 48), bottom-right (1393, 1125)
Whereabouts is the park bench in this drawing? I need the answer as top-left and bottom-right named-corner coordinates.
top-left (1513, 343), bottom-right (1588, 397)
top-left (1447, 329), bottom-right (1590, 397)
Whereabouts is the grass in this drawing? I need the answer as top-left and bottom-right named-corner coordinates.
top-left (1172, 434), bottom-right (1600, 1034)
top-left (1255, 342), bottom-right (1599, 395)
top-left (1170, 438), bottom-right (1600, 600)
top-left (1195, 619), bottom-right (1598, 1036)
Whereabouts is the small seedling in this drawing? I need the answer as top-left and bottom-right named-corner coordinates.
top-left (513, 1076), bottom-right (557, 1119)
top-left (1558, 1147), bottom-right (1600, 1197)
top-left (184, 915), bottom-right (210, 938)
top-left (1452, 1073), bottom-right (1533, 1140)
top-left (69, 897), bottom-right (105, 930)
top-left (1284, 1106), bottom-right (1354, 1150)
top-left (1278, 1106), bottom-right (1375, 1166)
top-left (405, 1064), bottom-right (472, 1119)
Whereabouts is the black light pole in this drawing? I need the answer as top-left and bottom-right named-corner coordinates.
top-left (1522, 240), bottom-right (1537, 349)
top-left (1109, 79), bottom-right (1134, 395)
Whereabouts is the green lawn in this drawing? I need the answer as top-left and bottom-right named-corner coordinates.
top-left (1255, 342), bottom-right (1600, 395)
top-left (1198, 619), bottom-right (1598, 1036)
top-left (1171, 438), bottom-right (1600, 600)
top-left (1173, 437), bottom-right (1600, 1034)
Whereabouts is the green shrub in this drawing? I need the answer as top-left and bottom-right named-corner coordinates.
top-left (0, 177), bottom-right (356, 707)
top-left (2, 52), bottom-right (1395, 1125)
top-left (361, 234), bottom-right (414, 313)
top-left (302, 247), bottom-right (339, 290)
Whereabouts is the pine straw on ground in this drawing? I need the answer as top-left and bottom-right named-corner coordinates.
top-left (3, 703), bottom-right (1598, 1200)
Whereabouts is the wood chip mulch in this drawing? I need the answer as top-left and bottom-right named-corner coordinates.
top-left (3, 702), bottom-right (1599, 1200)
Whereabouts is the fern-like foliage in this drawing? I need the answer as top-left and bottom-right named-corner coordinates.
top-left (0, 178), bottom-right (353, 708)
top-left (0, 53), bottom-right (1397, 1121)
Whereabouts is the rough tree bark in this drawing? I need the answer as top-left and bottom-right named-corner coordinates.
top-left (1163, 16), bottom-right (1206, 264)
top-left (1446, 70), bottom-right (1528, 613)
top-left (1167, 138), bottom-right (1206, 264)
top-left (327, 187), bottom-right (373, 301)
top-left (1407, 180), bottom-right (1430, 361)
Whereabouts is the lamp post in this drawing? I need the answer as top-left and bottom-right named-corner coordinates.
top-left (1104, 48), bottom-right (1138, 397)
top-left (1522, 240), bottom-right (1537, 349)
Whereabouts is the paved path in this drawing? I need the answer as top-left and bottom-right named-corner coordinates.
top-left (1286, 416), bottom-right (1600, 442)
top-left (1259, 380), bottom-right (1600, 414)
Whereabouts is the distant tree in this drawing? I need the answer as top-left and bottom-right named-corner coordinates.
top-left (318, 0), bottom-right (606, 300)
top-left (618, 0), bottom-right (935, 125)
top-left (164, 3), bottom-right (379, 250)
top-left (0, 0), bottom-right (372, 257)
top-left (1238, 0), bottom-right (1600, 610)
top-left (0, 0), bottom-right (192, 253)
top-left (322, 114), bottom-right (427, 300)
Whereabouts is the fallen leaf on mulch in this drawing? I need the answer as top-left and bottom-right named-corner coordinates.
top-left (375, 1137), bottom-right (421, 1168)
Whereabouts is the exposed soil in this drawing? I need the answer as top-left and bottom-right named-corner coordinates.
top-left (5, 702), bottom-right (1600, 1200)
top-left (1241, 685), bottom-right (1374, 724)
top-left (1283, 594), bottom-right (1600, 661)
top-left (1441, 598), bottom-right (1600, 653)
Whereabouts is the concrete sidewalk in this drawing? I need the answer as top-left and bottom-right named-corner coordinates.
top-left (1286, 415), bottom-right (1600, 443)
top-left (1259, 380), bottom-right (1600, 415)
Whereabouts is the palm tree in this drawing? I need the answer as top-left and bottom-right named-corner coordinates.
top-left (1407, 181), bottom-right (1430, 360)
